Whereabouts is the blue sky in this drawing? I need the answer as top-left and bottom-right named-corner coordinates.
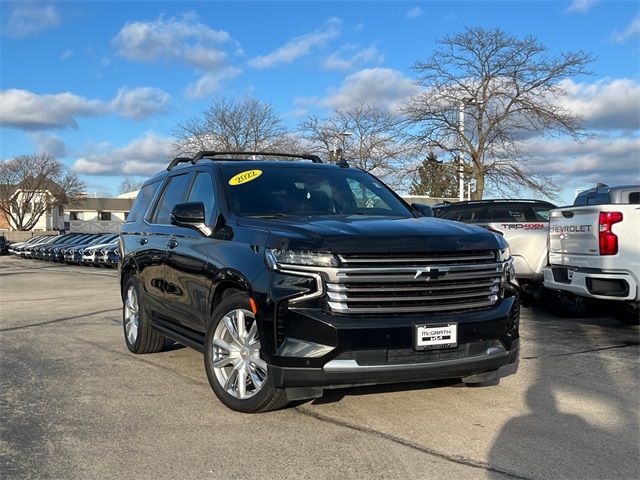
top-left (1, 0), bottom-right (638, 203)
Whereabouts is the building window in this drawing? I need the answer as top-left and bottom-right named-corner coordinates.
top-left (70, 212), bottom-right (80, 221)
top-left (124, 211), bottom-right (129, 221)
top-left (58, 205), bottom-right (64, 215)
top-left (99, 212), bottom-right (112, 221)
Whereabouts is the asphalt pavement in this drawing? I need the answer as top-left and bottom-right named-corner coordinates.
top-left (1, 256), bottom-right (638, 479)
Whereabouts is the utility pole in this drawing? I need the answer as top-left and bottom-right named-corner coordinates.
top-left (458, 102), bottom-right (465, 201)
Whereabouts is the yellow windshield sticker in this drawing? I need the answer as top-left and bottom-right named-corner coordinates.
top-left (228, 169), bottom-right (262, 186)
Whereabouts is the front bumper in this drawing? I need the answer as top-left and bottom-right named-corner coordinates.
top-left (266, 296), bottom-right (520, 389)
top-left (543, 266), bottom-right (638, 301)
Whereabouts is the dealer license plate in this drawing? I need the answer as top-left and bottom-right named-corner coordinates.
top-left (415, 323), bottom-right (458, 351)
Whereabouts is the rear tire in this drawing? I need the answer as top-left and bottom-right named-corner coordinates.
top-left (613, 301), bottom-right (640, 325)
top-left (204, 292), bottom-right (288, 413)
top-left (122, 276), bottom-right (165, 354)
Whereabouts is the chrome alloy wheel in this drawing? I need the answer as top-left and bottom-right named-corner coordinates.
top-left (211, 308), bottom-right (267, 400)
top-left (124, 286), bottom-right (139, 345)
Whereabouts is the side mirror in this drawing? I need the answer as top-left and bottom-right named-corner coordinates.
top-left (171, 202), bottom-right (211, 235)
top-left (411, 203), bottom-right (434, 218)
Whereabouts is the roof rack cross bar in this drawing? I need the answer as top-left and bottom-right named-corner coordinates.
top-left (166, 157), bottom-right (193, 171)
top-left (167, 151), bottom-right (322, 170)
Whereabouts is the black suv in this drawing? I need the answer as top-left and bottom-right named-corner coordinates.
top-left (120, 152), bottom-right (519, 412)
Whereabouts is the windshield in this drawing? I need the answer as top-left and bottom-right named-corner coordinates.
top-left (222, 165), bottom-right (413, 218)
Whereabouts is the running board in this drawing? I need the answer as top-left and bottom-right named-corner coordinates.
top-left (151, 318), bottom-right (205, 353)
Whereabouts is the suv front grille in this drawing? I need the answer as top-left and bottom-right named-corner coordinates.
top-left (326, 251), bottom-right (504, 315)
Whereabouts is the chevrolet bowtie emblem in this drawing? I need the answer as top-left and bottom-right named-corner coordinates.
top-left (414, 267), bottom-right (449, 280)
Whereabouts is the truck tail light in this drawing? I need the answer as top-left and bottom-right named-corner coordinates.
top-left (599, 211), bottom-right (623, 255)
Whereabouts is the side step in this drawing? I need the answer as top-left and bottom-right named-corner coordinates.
top-left (151, 318), bottom-right (205, 353)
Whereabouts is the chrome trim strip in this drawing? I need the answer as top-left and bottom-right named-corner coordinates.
top-left (326, 278), bottom-right (500, 293)
top-left (327, 287), bottom-right (498, 302)
top-left (338, 253), bottom-right (496, 264)
top-left (275, 268), bottom-right (324, 304)
top-left (323, 345), bottom-right (507, 373)
top-left (327, 297), bottom-right (497, 314)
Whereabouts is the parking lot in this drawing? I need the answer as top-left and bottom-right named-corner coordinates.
top-left (0, 255), bottom-right (638, 480)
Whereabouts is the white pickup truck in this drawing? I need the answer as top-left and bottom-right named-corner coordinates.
top-left (542, 184), bottom-right (640, 323)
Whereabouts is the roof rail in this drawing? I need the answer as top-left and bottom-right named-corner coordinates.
top-left (167, 151), bottom-right (322, 170)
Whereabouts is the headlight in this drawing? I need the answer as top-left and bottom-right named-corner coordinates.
top-left (266, 248), bottom-right (339, 268)
top-left (497, 247), bottom-right (511, 263)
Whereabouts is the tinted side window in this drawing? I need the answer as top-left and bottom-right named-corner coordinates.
top-left (126, 180), bottom-right (161, 223)
top-left (586, 193), bottom-right (611, 205)
top-left (441, 206), bottom-right (485, 223)
top-left (627, 192), bottom-right (639, 204)
top-left (151, 174), bottom-right (192, 224)
top-left (186, 172), bottom-right (217, 223)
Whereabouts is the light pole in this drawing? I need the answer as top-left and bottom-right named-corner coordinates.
top-left (334, 131), bottom-right (352, 162)
top-left (458, 102), bottom-right (465, 201)
top-left (457, 98), bottom-right (481, 201)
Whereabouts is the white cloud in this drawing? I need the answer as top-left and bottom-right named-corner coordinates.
top-left (73, 132), bottom-right (173, 176)
top-left (0, 87), bottom-right (172, 130)
top-left (323, 44), bottom-right (384, 71)
top-left (111, 87), bottom-right (172, 119)
top-left (2, 2), bottom-right (61, 38)
top-left (185, 67), bottom-right (242, 99)
top-left (113, 13), bottom-right (235, 70)
top-left (298, 68), bottom-right (420, 111)
top-left (566, 0), bottom-right (598, 14)
top-left (558, 78), bottom-right (640, 131)
top-left (611, 13), bottom-right (640, 43)
top-left (522, 136), bottom-right (640, 194)
top-left (0, 89), bottom-right (108, 130)
top-left (248, 18), bottom-right (341, 69)
top-left (60, 48), bottom-right (74, 61)
top-left (406, 6), bottom-right (424, 19)
top-left (28, 133), bottom-right (67, 157)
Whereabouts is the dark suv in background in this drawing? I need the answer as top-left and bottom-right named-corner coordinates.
top-left (119, 151), bottom-right (520, 412)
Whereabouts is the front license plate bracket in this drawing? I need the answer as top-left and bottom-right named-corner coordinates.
top-left (414, 323), bottom-right (458, 351)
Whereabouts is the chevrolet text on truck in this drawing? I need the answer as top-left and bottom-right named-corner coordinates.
top-left (543, 184), bottom-right (640, 323)
top-left (119, 151), bottom-right (520, 413)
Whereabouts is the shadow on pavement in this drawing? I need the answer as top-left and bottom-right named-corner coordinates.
top-left (488, 303), bottom-right (640, 479)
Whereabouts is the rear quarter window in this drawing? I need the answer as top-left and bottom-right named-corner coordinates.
top-left (126, 180), bottom-right (162, 223)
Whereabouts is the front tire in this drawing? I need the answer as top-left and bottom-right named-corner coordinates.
top-left (204, 293), bottom-right (288, 413)
top-left (122, 276), bottom-right (165, 354)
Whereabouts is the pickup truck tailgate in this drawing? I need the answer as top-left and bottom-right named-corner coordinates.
top-left (549, 207), bottom-right (600, 257)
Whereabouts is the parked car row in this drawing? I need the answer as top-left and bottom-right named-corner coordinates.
top-left (431, 185), bottom-right (639, 324)
top-left (8, 233), bottom-right (119, 267)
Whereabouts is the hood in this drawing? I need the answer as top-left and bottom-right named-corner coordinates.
top-left (237, 216), bottom-right (503, 253)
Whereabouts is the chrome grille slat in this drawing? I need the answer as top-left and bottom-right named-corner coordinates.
top-left (338, 253), bottom-right (496, 264)
top-left (331, 271), bottom-right (502, 283)
top-left (327, 288), bottom-right (498, 302)
top-left (325, 250), bottom-right (504, 315)
top-left (326, 278), bottom-right (499, 293)
top-left (327, 298), bottom-right (497, 314)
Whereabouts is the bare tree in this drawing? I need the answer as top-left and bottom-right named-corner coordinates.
top-left (172, 98), bottom-right (298, 155)
top-left (118, 177), bottom-right (144, 194)
top-left (0, 154), bottom-right (85, 231)
top-left (298, 104), bottom-right (415, 180)
top-left (403, 27), bottom-right (593, 199)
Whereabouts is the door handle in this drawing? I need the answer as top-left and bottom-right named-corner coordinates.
top-left (167, 239), bottom-right (179, 249)
top-left (138, 237), bottom-right (148, 245)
